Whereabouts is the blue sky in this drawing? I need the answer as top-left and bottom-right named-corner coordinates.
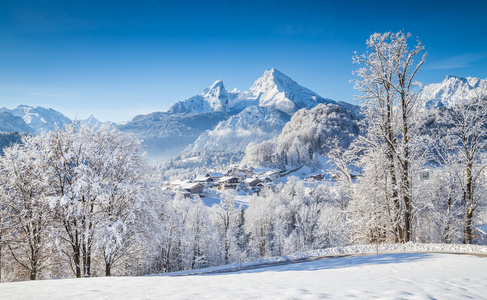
top-left (1, 0), bottom-right (486, 122)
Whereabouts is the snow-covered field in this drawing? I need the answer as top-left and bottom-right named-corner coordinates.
top-left (1, 250), bottom-right (486, 299)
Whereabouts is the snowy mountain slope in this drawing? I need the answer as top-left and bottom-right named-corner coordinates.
top-left (168, 80), bottom-right (239, 114)
top-left (241, 68), bottom-right (334, 114)
top-left (79, 114), bottom-right (102, 127)
top-left (0, 105), bottom-right (72, 133)
top-left (419, 75), bottom-right (487, 109)
top-left (0, 111), bottom-right (38, 134)
top-left (118, 111), bottom-right (228, 160)
top-left (186, 106), bottom-right (291, 153)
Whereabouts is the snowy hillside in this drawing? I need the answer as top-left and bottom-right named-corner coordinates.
top-left (242, 103), bottom-right (361, 168)
top-left (420, 75), bottom-right (487, 109)
top-left (1, 250), bottom-right (486, 299)
top-left (186, 106), bottom-right (291, 153)
top-left (0, 105), bottom-right (72, 133)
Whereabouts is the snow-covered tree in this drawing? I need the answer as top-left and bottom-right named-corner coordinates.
top-left (212, 190), bottom-right (242, 264)
top-left (0, 135), bottom-right (52, 280)
top-left (46, 124), bottom-right (149, 277)
top-left (439, 93), bottom-right (487, 243)
top-left (352, 31), bottom-right (426, 242)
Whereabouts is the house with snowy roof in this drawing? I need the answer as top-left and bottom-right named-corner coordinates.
top-left (206, 172), bottom-right (224, 180)
top-left (180, 182), bottom-right (204, 195)
top-left (217, 176), bottom-right (240, 190)
top-left (243, 177), bottom-right (261, 188)
top-left (263, 170), bottom-right (281, 182)
top-left (194, 175), bottom-right (214, 184)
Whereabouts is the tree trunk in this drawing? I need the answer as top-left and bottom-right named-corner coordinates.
top-left (73, 247), bottom-right (81, 278)
top-left (105, 262), bottom-right (111, 276)
top-left (464, 160), bottom-right (474, 244)
top-left (30, 268), bottom-right (37, 280)
top-left (402, 91), bottom-right (412, 243)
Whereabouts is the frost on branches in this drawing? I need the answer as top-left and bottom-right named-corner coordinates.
top-left (349, 31), bottom-right (426, 243)
top-left (0, 124), bottom-right (153, 280)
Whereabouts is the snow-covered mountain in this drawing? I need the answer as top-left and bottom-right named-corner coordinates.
top-left (419, 75), bottom-right (487, 109)
top-left (79, 114), bottom-right (102, 127)
top-left (168, 80), bottom-right (238, 114)
top-left (186, 106), bottom-right (291, 153)
top-left (118, 111), bottom-right (228, 160)
top-left (0, 105), bottom-right (72, 133)
top-left (121, 68), bottom-right (341, 161)
top-left (242, 68), bottom-right (333, 114)
top-left (0, 112), bottom-right (37, 134)
top-left (168, 68), bottom-right (334, 116)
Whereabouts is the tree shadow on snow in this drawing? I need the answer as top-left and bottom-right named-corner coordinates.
top-left (201, 253), bottom-right (433, 276)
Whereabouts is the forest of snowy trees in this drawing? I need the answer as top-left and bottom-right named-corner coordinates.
top-left (0, 31), bottom-right (486, 282)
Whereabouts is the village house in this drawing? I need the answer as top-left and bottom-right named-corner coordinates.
top-left (256, 181), bottom-right (277, 192)
top-left (263, 170), bottom-right (281, 182)
top-left (193, 175), bottom-right (214, 185)
top-left (217, 176), bottom-right (240, 190)
top-left (228, 164), bottom-right (254, 176)
top-left (206, 172), bottom-right (224, 181)
top-left (242, 177), bottom-right (261, 189)
top-left (170, 179), bottom-right (190, 188)
top-left (181, 182), bottom-right (204, 194)
top-left (306, 173), bottom-right (324, 181)
top-left (231, 171), bottom-right (248, 179)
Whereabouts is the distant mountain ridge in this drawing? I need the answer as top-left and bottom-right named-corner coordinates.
top-left (0, 105), bottom-right (72, 134)
top-left (0, 105), bottom-right (105, 135)
top-left (419, 75), bottom-right (487, 109)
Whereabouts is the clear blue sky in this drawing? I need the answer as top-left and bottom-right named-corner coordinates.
top-left (1, 0), bottom-right (486, 122)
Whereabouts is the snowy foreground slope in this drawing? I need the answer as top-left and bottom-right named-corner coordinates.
top-left (1, 244), bottom-right (486, 300)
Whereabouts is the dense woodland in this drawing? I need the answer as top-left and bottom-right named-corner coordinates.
top-left (0, 31), bottom-right (486, 282)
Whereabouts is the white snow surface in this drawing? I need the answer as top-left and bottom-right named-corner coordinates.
top-left (419, 75), bottom-right (487, 109)
top-left (1, 243), bottom-right (487, 299)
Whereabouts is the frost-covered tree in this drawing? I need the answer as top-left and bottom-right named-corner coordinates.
top-left (0, 135), bottom-right (52, 280)
top-left (439, 93), bottom-right (487, 243)
top-left (212, 190), bottom-right (242, 264)
top-left (88, 126), bottom-right (149, 276)
top-left (242, 103), bottom-right (360, 169)
top-left (245, 192), bottom-right (278, 258)
top-left (46, 124), bottom-right (149, 277)
top-left (352, 31), bottom-right (426, 242)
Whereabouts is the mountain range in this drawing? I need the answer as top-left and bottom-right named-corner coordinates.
top-left (0, 72), bottom-right (485, 163)
top-left (0, 105), bottom-right (104, 135)
top-left (119, 68), bottom-right (342, 160)
top-left (419, 75), bottom-right (487, 109)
